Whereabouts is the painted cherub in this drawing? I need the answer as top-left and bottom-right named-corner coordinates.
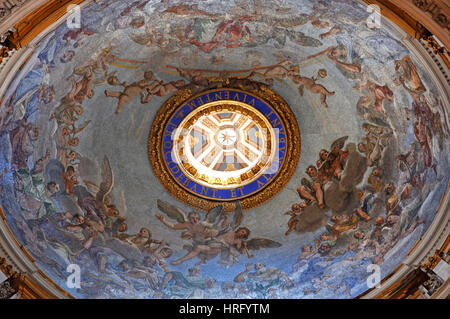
top-left (394, 55), bottom-right (426, 97)
top-left (62, 165), bottom-right (79, 195)
top-left (9, 119), bottom-right (40, 170)
top-left (326, 215), bottom-right (359, 236)
top-left (50, 98), bottom-right (84, 126)
top-left (367, 167), bottom-right (383, 192)
top-left (234, 262), bottom-right (294, 290)
top-left (297, 166), bottom-right (325, 209)
top-left (104, 71), bottom-right (155, 114)
top-left (288, 70), bottom-right (335, 108)
top-left (148, 79), bottom-right (186, 97)
top-left (297, 239), bottom-right (321, 261)
top-left (317, 136), bottom-right (349, 181)
top-left (248, 60), bottom-right (293, 85)
top-left (354, 189), bottom-right (373, 222)
top-left (175, 67), bottom-right (209, 87)
top-left (156, 200), bottom-right (230, 243)
top-left (356, 78), bottom-right (393, 115)
top-left (66, 67), bottom-right (95, 104)
top-left (145, 243), bottom-right (173, 273)
top-left (284, 202), bottom-right (308, 236)
top-left (170, 227), bottom-right (280, 267)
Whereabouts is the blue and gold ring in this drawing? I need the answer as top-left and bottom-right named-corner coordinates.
top-left (149, 87), bottom-right (300, 211)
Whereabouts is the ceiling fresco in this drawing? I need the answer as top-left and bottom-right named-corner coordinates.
top-left (0, 0), bottom-right (449, 299)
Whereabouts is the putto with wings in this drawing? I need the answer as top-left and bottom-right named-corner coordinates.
top-left (156, 200), bottom-right (281, 268)
top-left (317, 136), bottom-right (349, 182)
top-left (297, 136), bottom-right (349, 209)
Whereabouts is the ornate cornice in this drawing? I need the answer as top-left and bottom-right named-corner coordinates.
top-left (382, 234), bottom-right (449, 299)
top-left (0, 277), bottom-right (17, 299)
top-left (356, 0), bottom-right (450, 299)
top-left (5, 0), bottom-right (86, 49)
top-left (422, 235), bottom-right (450, 271)
top-left (0, 0), bottom-right (87, 72)
top-left (0, 0), bottom-right (45, 44)
top-left (0, 0), bottom-right (448, 299)
top-left (0, 256), bottom-right (58, 299)
top-left (419, 38), bottom-right (450, 86)
top-left (363, 0), bottom-right (449, 48)
top-left (0, 207), bottom-right (73, 299)
top-left (360, 182), bottom-right (450, 299)
top-left (361, 0), bottom-right (449, 69)
top-left (0, 0), bottom-right (30, 25)
top-left (412, 0), bottom-right (450, 33)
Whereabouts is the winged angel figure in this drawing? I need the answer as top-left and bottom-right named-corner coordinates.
top-left (156, 200), bottom-right (281, 268)
top-left (80, 156), bottom-right (120, 220)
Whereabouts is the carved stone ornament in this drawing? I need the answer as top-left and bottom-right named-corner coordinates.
top-left (0, 0), bottom-right (30, 20)
top-left (413, 0), bottom-right (450, 31)
top-left (0, 278), bottom-right (16, 299)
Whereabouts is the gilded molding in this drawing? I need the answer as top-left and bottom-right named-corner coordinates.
top-left (361, 0), bottom-right (449, 49)
top-left (148, 81), bottom-right (301, 212)
top-left (412, 0), bottom-right (450, 31)
top-left (422, 234), bottom-right (450, 270)
top-left (0, 206), bottom-right (73, 298)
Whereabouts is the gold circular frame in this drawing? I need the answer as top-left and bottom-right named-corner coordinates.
top-left (148, 85), bottom-right (301, 212)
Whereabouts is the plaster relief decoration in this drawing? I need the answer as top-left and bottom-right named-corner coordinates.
top-left (413, 0), bottom-right (450, 31)
top-left (0, 0), bottom-right (448, 299)
top-left (0, 278), bottom-right (16, 299)
top-left (0, 0), bottom-right (30, 20)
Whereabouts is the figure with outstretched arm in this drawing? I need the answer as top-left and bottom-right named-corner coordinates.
top-left (327, 45), bottom-right (362, 74)
top-left (155, 200), bottom-right (225, 242)
top-left (104, 71), bottom-right (155, 114)
top-left (288, 72), bottom-right (335, 108)
top-left (169, 227), bottom-right (250, 266)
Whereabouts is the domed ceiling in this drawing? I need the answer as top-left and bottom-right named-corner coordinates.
top-left (0, 0), bottom-right (449, 299)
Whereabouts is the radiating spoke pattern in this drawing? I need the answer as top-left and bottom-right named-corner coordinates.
top-left (173, 103), bottom-right (276, 189)
top-left (189, 113), bottom-right (264, 171)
